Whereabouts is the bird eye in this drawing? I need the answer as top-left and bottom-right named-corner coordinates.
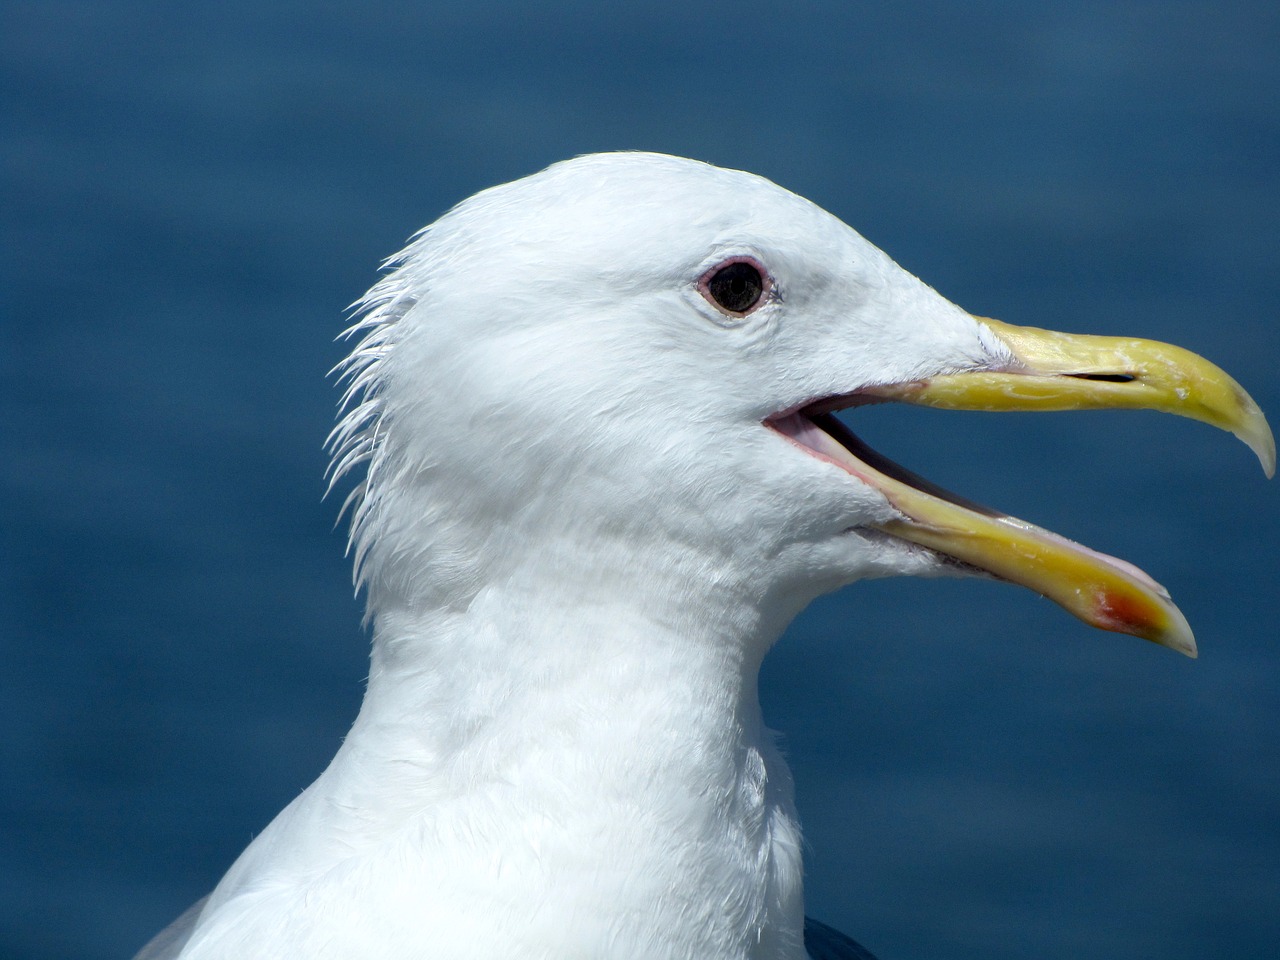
top-left (700, 258), bottom-right (768, 316)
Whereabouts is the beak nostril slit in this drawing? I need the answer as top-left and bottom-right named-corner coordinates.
top-left (1066, 373), bottom-right (1136, 383)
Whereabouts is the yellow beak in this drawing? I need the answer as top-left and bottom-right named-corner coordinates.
top-left (856, 317), bottom-right (1274, 658)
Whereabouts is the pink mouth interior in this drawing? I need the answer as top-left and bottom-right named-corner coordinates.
top-left (769, 409), bottom-right (1000, 517)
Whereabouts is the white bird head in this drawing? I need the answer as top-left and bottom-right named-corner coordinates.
top-left (330, 151), bottom-right (1272, 660)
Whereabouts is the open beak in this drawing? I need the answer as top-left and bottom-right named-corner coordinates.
top-left (771, 317), bottom-right (1274, 658)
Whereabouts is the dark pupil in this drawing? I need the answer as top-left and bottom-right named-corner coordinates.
top-left (708, 262), bottom-right (763, 313)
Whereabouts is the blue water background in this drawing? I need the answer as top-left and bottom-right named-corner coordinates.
top-left (4, 2), bottom-right (1278, 957)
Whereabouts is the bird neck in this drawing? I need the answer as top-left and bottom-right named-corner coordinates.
top-left (350, 542), bottom-right (779, 818)
top-left (316, 537), bottom-right (808, 956)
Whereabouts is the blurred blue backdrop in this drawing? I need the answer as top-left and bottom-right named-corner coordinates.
top-left (3, 2), bottom-right (1278, 958)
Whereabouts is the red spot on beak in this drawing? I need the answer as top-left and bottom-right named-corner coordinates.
top-left (1096, 590), bottom-right (1158, 636)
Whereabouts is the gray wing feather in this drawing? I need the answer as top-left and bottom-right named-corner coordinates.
top-left (132, 894), bottom-right (209, 960)
top-left (804, 915), bottom-right (881, 960)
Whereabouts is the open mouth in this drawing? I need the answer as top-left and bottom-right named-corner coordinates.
top-left (767, 401), bottom-right (1191, 649)
top-left (761, 316), bottom-right (1274, 658)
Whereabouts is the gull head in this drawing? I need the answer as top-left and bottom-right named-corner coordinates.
top-left (330, 151), bottom-right (1272, 658)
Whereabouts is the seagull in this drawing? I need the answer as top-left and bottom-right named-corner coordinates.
top-left (134, 152), bottom-right (1273, 960)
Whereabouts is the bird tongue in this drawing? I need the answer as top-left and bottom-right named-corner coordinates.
top-left (768, 410), bottom-right (1197, 656)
